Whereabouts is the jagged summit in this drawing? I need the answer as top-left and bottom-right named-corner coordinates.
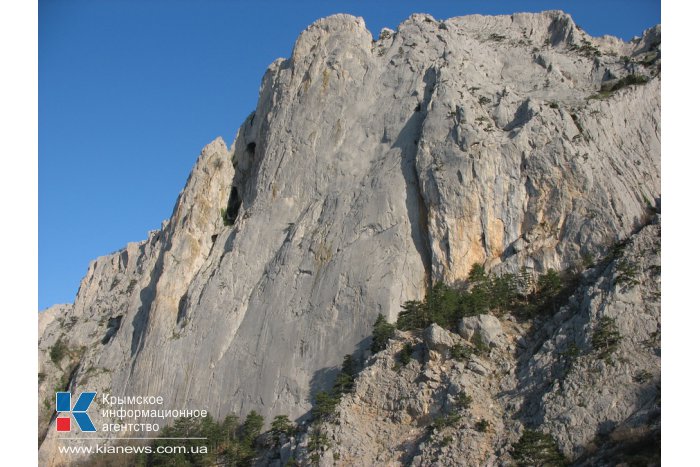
top-left (39, 11), bottom-right (659, 466)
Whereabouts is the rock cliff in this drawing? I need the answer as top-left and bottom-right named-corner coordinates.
top-left (38, 10), bottom-right (660, 466)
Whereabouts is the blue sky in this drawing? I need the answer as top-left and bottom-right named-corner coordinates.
top-left (39, 0), bottom-right (660, 310)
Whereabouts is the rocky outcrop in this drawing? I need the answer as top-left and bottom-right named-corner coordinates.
top-left (458, 314), bottom-right (505, 348)
top-left (509, 219), bottom-right (661, 462)
top-left (423, 324), bottom-right (461, 354)
top-left (38, 10), bottom-right (660, 466)
top-left (269, 220), bottom-right (660, 466)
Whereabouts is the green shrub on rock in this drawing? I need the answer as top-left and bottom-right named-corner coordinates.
top-left (511, 429), bottom-right (567, 467)
top-left (592, 317), bottom-right (622, 363)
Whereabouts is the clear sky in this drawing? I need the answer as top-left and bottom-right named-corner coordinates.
top-left (39, 0), bottom-right (660, 310)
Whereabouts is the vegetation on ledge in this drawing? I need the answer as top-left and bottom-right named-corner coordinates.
top-left (391, 263), bottom-right (581, 335)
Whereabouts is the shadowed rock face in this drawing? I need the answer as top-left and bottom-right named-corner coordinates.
top-left (38, 11), bottom-right (660, 464)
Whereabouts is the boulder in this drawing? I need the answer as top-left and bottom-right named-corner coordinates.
top-left (423, 323), bottom-right (459, 354)
top-left (458, 314), bottom-right (505, 348)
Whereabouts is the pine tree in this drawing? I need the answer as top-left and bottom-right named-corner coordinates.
top-left (271, 415), bottom-right (295, 444)
top-left (332, 355), bottom-right (355, 394)
top-left (371, 314), bottom-right (395, 352)
top-left (241, 410), bottom-right (264, 443)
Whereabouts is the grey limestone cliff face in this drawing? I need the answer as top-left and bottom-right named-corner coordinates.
top-left (38, 10), bottom-right (660, 465)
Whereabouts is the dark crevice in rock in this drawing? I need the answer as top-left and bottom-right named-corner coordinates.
top-left (205, 234), bottom-right (220, 260)
top-left (223, 185), bottom-right (243, 225)
top-left (394, 66), bottom-right (436, 288)
top-left (246, 142), bottom-right (256, 156)
top-left (101, 315), bottom-right (123, 345)
top-left (176, 294), bottom-right (188, 325)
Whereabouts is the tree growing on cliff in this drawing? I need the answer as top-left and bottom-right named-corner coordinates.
top-left (370, 314), bottom-right (395, 353)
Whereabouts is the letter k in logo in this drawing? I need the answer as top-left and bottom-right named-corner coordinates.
top-left (56, 392), bottom-right (96, 432)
